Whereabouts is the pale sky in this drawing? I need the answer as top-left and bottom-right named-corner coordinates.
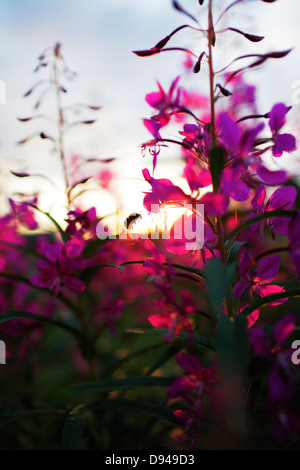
top-left (0, 0), bottom-right (299, 223)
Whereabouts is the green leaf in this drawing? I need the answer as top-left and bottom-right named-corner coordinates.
top-left (82, 237), bottom-right (111, 258)
top-left (205, 258), bottom-right (236, 314)
top-left (226, 240), bottom-right (247, 263)
top-left (126, 328), bottom-right (215, 351)
top-left (241, 290), bottom-right (300, 317)
top-left (0, 311), bottom-right (83, 340)
top-left (215, 314), bottom-right (249, 431)
top-left (0, 240), bottom-right (48, 261)
top-left (171, 263), bottom-right (206, 279)
top-left (83, 263), bottom-right (125, 275)
top-left (65, 376), bottom-right (176, 396)
top-left (216, 314), bottom-right (249, 378)
top-left (229, 210), bottom-right (297, 245)
top-left (121, 260), bottom-right (206, 279)
top-left (100, 343), bottom-right (168, 379)
top-left (145, 344), bottom-right (183, 376)
top-left (27, 203), bottom-right (69, 241)
top-left (0, 271), bottom-right (82, 317)
top-left (210, 145), bottom-right (225, 191)
top-left (62, 405), bottom-right (91, 450)
top-left (0, 409), bottom-right (66, 427)
top-left (62, 399), bottom-right (177, 450)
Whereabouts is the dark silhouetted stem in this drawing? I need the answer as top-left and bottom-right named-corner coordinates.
top-left (53, 48), bottom-right (70, 209)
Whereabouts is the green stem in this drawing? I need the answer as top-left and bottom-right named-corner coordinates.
top-left (53, 46), bottom-right (70, 210)
top-left (207, 2), bottom-right (234, 317)
top-left (208, 0), bottom-right (216, 147)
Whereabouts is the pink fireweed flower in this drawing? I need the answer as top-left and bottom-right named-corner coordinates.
top-left (224, 73), bottom-right (257, 116)
top-left (179, 124), bottom-right (211, 161)
top-left (248, 314), bottom-right (296, 358)
top-left (218, 112), bottom-right (265, 201)
top-left (168, 352), bottom-right (218, 402)
top-left (142, 168), bottom-right (228, 215)
top-left (168, 352), bottom-right (218, 448)
top-left (97, 168), bottom-right (113, 190)
top-left (95, 287), bottom-right (125, 335)
top-left (143, 239), bottom-right (174, 280)
top-left (143, 242), bottom-right (197, 338)
top-left (268, 103), bottom-right (297, 157)
top-left (183, 158), bottom-right (212, 194)
top-left (142, 168), bottom-right (190, 212)
top-left (148, 290), bottom-right (197, 340)
top-left (251, 184), bottom-right (297, 237)
top-left (180, 90), bottom-right (209, 114)
top-left (248, 314), bottom-right (299, 443)
top-left (165, 214), bottom-right (217, 260)
top-left (141, 118), bottom-right (163, 172)
top-left (8, 197), bottom-right (38, 230)
top-left (233, 252), bottom-right (286, 305)
top-left (145, 76), bottom-right (181, 128)
top-left (65, 207), bottom-right (97, 239)
top-left (30, 239), bottom-right (87, 295)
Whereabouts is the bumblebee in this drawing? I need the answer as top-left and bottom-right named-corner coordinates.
top-left (124, 212), bottom-right (142, 230)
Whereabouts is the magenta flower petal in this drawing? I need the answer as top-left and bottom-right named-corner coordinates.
top-left (218, 112), bottom-right (241, 154)
top-left (221, 168), bottom-right (249, 201)
top-left (184, 160), bottom-right (211, 192)
top-left (248, 327), bottom-right (270, 356)
top-left (273, 133), bottom-right (297, 157)
top-left (176, 351), bottom-right (202, 375)
top-left (273, 314), bottom-right (296, 346)
top-left (64, 276), bottom-right (86, 294)
top-left (256, 255), bottom-right (281, 281)
top-left (255, 284), bottom-right (287, 305)
top-left (268, 368), bottom-right (295, 405)
top-left (271, 217), bottom-right (292, 236)
top-left (247, 308), bottom-right (260, 328)
top-left (233, 280), bottom-right (248, 298)
top-left (148, 313), bottom-right (172, 329)
top-left (145, 91), bottom-right (164, 108)
top-left (257, 166), bottom-right (288, 185)
top-left (142, 168), bottom-right (189, 207)
top-left (251, 184), bottom-right (266, 212)
top-left (268, 185), bottom-right (297, 210)
top-left (167, 376), bottom-right (195, 399)
top-left (143, 191), bottom-right (160, 212)
top-left (173, 409), bottom-right (191, 425)
top-left (143, 118), bottom-right (162, 139)
top-left (200, 192), bottom-right (229, 215)
top-left (269, 103), bottom-right (289, 134)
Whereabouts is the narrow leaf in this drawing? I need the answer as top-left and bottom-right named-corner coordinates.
top-left (0, 311), bottom-right (83, 340)
top-left (62, 399), bottom-right (177, 450)
top-left (126, 328), bottom-right (215, 350)
top-left (229, 210), bottom-right (297, 243)
top-left (62, 405), bottom-right (90, 450)
top-left (65, 376), bottom-right (176, 396)
top-left (205, 258), bottom-right (236, 313)
top-left (210, 145), bottom-right (225, 191)
top-left (242, 290), bottom-right (300, 317)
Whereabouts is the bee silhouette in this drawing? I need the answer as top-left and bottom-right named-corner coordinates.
top-left (124, 212), bottom-right (142, 230)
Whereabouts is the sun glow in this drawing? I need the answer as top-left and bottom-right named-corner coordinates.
top-left (101, 204), bottom-right (190, 240)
